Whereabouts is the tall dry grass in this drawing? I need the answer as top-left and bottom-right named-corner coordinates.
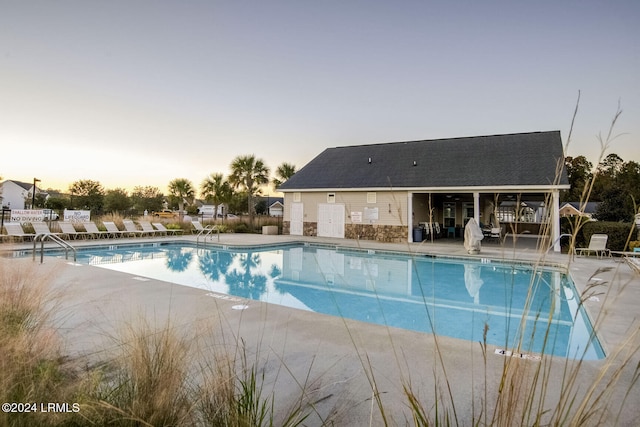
top-left (82, 317), bottom-right (315, 426)
top-left (83, 317), bottom-right (193, 426)
top-left (97, 212), bottom-right (127, 230)
top-left (0, 259), bottom-right (317, 426)
top-left (0, 260), bottom-right (82, 427)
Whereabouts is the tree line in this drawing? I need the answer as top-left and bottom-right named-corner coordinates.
top-left (40, 155), bottom-right (296, 223)
top-left (25, 152), bottom-right (640, 223)
top-left (563, 153), bottom-right (640, 222)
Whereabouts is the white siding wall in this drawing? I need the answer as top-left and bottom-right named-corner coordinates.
top-left (284, 191), bottom-right (409, 227)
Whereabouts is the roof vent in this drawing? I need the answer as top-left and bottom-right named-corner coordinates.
top-left (368, 157), bottom-right (372, 164)
top-left (413, 160), bottom-right (417, 166)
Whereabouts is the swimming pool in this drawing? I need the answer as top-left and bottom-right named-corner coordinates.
top-left (17, 242), bottom-right (604, 360)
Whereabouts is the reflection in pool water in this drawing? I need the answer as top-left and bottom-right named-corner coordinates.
top-left (70, 243), bottom-right (604, 360)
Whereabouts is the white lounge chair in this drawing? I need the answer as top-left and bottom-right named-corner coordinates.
top-left (31, 221), bottom-right (64, 238)
top-left (82, 222), bottom-right (110, 239)
top-left (58, 222), bottom-right (92, 240)
top-left (191, 220), bottom-right (213, 234)
top-left (2, 223), bottom-right (35, 242)
top-left (103, 221), bottom-right (130, 238)
top-left (575, 234), bottom-right (610, 258)
top-left (152, 222), bottom-right (183, 236)
top-left (138, 220), bottom-right (161, 236)
top-left (123, 219), bottom-right (155, 237)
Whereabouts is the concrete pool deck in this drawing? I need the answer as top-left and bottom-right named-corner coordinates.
top-left (2, 233), bottom-right (640, 425)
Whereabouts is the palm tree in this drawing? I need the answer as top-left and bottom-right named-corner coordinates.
top-left (167, 178), bottom-right (195, 219)
top-left (200, 173), bottom-right (231, 220)
top-left (165, 247), bottom-right (193, 272)
top-left (225, 251), bottom-right (267, 300)
top-left (198, 249), bottom-right (235, 282)
top-left (228, 155), bottom-right (270, 226)
top-left (272, 162), bottom-right (296, 188)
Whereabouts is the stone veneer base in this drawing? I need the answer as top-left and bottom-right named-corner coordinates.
top-left (283, 221), bottom-right (407, 243)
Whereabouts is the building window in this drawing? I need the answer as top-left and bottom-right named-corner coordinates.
top-left (462, 202), bottom-right (474, 225)
top-left (367, 192), bottom-right (377, 204)
top-left (443, 202), bottom-right (456, 228)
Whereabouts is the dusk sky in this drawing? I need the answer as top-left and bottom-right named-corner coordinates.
top-left (1, 1), bottom-right (638, 195)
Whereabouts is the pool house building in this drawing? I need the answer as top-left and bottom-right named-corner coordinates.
top-left (277, 131), bottom-right (570, 252)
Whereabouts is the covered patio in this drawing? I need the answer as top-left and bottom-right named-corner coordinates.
top-left (409, 190), bottom-right (560, 249)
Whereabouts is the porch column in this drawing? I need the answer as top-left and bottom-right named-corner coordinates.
top-left (473, 192), bottom-right (480, 225)
top-left (552, 190), bottom-right (561, 252)
top-left (408, 192), bottom-right (413, 242)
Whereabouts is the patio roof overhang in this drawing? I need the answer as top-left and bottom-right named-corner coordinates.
top-left (279, 184), bottom-right (570, 193)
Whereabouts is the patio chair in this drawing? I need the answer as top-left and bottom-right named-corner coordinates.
top-left (82, 222), bottom-right (110, 239)
top-left (58, 222), bottom-right (92, 240)
top-left (575, 234), bottom-right (610, 258)
top-left (487, 227), bottom-right (502, 243)
top-left (625, 256), bottom-right (640, 275)
top-left (122, 219), bottom-right (154, 237)
top-left (103, 221), bottom-right (131, 238)
top-left (152, 222), bottom-right (183, 236)
top-left (2, 222), bottom-right (35, 242)
top-left (138, 220), bottom-right (160, 236)
top-left (31, 221), bottom-right (64, 238)
top-left (191, 220), bottom-right (213, 234)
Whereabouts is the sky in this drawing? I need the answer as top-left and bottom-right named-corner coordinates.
top-left (1, 0), bottom-right (638, 196)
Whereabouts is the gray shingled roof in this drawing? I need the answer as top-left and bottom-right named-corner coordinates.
top-left (5, 180), bottom-right (33, 190)
top-left (278, 131), bottom-right (568, 190)
top-left (564, 201), bottom-right (599, 214)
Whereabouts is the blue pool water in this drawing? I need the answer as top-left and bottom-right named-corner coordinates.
top-left (25, 242), bottom-right (604, 360)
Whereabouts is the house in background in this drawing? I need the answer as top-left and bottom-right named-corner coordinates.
top-left (268, 199), bottom-right (284, 217)
top-left (0, 180), bottom-right (39, 209)
top-left (277, 131), bottom-right (570, 251)
top-left (559, 202), bottom-right (599, 220)
top-left (253, 196), bottom-right (284, 217)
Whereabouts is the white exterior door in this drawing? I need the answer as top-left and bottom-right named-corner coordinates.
top-left (318, 203), bottom-right (345, 238)
top-left (290, 202), bottom-right (303, 236)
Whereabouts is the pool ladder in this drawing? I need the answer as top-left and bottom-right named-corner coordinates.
top-left (196, 225), bottom-right (220, 245)
top-left (33, 233), bottom-right (77, 264)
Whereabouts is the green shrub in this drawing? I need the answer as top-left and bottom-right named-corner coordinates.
top-left (560, 216), bottom-right (592, 247)
top-left (232, 222), bottom-right (251, 233)
top-left (213, 224), bottom-right (229, 233)
top-left (581, 221), bottom-right (635, 251)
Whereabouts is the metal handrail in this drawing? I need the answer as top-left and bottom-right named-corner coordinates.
top-left (196, 225), bottom-right (220, 244)
top-left (33, 233), bottom-right (77, 263)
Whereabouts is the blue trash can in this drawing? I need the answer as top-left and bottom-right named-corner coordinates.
top-left (413, 227), bottom-right (423, 242)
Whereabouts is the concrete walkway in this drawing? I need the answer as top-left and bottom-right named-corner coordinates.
top-left (2, 233), bottom-right (639, 425)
